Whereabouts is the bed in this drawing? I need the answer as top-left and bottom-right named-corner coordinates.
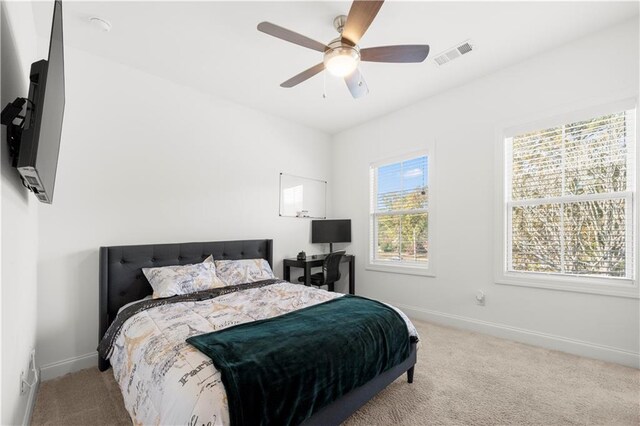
top-left (98, 239), bottom-right (418, 425)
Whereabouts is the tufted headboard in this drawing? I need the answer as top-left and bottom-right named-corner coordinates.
top-left (98, 239), bottom-right (273, 370)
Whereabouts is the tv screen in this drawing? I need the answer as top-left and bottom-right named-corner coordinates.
top-left (311, 219), bottom-right (352, 244)
top-left (17, 0), bottom-right (65, 203)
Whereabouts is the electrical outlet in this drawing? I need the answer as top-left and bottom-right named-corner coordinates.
top-left (475, 290), bottom-right (485, 306)
top-left (20, 349), bottom-right (37, 396)
top-left (20, 371), bottom-right (26, 395)
top-left (28, 349), bottom-right (35, 371)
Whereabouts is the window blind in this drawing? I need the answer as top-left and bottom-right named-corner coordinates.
top-left (506, 110), bottom-right (635, 279)
top-left (370, 155), bottom-right (429, 266)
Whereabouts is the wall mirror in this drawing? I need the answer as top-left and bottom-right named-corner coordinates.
top-left (279, 173), bottom-right (326, 218)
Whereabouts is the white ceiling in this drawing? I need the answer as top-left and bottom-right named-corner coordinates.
top-left (32, 1), bottom-right (638, 134)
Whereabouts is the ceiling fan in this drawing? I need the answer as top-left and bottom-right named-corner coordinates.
top-left (257, 0), bottom-right (430, 99)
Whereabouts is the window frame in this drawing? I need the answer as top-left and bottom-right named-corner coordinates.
top-left (367, 148), bottom-right (436, 277)
top-left (495, 99), bottom-right (638, 298)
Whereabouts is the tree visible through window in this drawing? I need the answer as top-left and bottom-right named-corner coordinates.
top-left (506, 110), bottom-right (635, 279)
top-left (370, 154), bottom-right (429, 267)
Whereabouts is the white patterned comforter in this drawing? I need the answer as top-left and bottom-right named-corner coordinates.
top-left (108, 282), bottom-right (419, 425)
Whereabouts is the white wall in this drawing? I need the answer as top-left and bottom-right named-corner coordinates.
top-left (331, 20), bottom-right (640, 367)
top-left (35, 45), bottom-right (333, 376)
top-left (1, 2), bottom-right (41, 424)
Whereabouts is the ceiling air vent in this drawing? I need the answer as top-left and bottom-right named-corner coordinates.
top-left (434, 40), bottom-right (474, 66)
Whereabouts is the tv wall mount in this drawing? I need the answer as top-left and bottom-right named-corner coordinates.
top-left (1, 97), bottom-right (30, 168)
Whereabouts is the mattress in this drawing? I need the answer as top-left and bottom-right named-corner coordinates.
top-left (107, 281), bottom-right (419, 425)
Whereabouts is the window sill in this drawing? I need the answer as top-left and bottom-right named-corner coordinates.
top-left (495, 272), bottom-right (639, 299)
top-left (366, 262), bottom-right (435, 277)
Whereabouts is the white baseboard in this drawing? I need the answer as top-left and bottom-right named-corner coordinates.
top-left (396, 303), bottom-right (640, 369)
top-left (39, 352), bottom-right (98, 381)
top-left (22, 375), bottom-right (39, 426)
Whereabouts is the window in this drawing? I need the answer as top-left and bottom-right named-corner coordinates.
top-left (369, 152), bottom-right (432, 275)
top-left (500, 104), bottom-right (637, 296)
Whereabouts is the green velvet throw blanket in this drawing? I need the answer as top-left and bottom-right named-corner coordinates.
top-left (186, 295), bottom-right (411, 426)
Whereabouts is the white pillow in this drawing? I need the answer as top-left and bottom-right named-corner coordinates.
top-left (142, 255), bottom-right (225, 299)
top-left (214, 259), bottom-right (276, 286)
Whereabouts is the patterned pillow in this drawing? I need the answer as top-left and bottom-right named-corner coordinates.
top-left (143, 255), bottom-right (225, 299)
top-left (214, 259), bottom-right (276, 286)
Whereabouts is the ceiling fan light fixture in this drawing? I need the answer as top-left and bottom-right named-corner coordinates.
top-left (323, 46), bottom-right (360, 77)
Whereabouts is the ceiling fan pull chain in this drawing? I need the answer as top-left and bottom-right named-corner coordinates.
top-left (322, 71), bottom-right (327, 99)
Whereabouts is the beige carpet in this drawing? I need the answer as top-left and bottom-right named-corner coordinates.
top-left (32, 321), bottom-right (640, 425)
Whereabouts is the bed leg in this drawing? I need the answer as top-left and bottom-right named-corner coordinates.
top-left (98, 356), bottom-right (110, 372)
top-left (407, 366), bottom-right (414, 384)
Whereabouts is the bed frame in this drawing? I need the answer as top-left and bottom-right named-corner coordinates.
top-left (99, 239), bottom-right (416, 425)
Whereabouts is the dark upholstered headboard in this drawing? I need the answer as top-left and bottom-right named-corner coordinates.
top-left (98, 239), bottom-right (273, 370)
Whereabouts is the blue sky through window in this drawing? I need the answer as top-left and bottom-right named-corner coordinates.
top-left (378, 156), bottom-right (428, 196)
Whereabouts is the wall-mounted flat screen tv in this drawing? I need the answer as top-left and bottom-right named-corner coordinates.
top-left (16, 0), bottom-right (65, 204)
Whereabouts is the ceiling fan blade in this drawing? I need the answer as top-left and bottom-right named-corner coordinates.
top-left (341, 0), bottom-right (384, 45)
top-left (344, 68), bottom-right (369, 99)
top-left (281, 63), bottom-right (325, 88)
top-left (361, 45), bottom-right (430, 63)
top-left (258, 22), bottom-right (328, 53)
